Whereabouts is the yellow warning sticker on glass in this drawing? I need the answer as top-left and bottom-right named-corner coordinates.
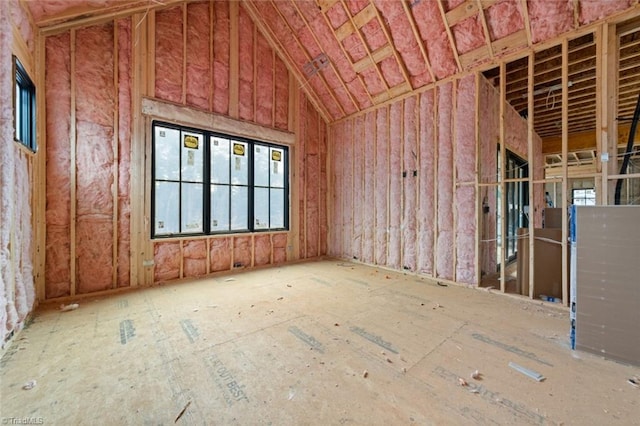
top-left (271, 150), bottom-right (282, 161)
top-left (233, 143), bottom-right (245, 156)
top-left (183, 135), bottom-right (199, 149)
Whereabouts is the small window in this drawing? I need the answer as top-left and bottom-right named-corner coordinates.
top-left (13, 57), bottom-right (36, 152)
top-left (152, 121), bottom-right (289, 238)
top-left (572, 188), bottom-right (596, 206)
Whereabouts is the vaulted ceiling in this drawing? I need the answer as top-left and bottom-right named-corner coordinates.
top-left (24, 0), bottom-right (640, 124)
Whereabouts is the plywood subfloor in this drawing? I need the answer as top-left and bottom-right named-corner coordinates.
top-left (1, 259), bottom-right (638, 424)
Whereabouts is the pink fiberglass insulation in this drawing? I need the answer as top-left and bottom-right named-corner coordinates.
top-left (10, 1), bottom-right (34, 55)
top-left (418, 90), bottom-right (435, 275)
top-left (274, 59), bottom-right (289, 130)
top-left (255, 34), bottom-right (274, 126)
top-left (445, 0), bottom-right (466, 9)
top-left (322, 68), bottom-right (357, 117)
top-left (273, 234), bottom-right (287, 263)
top-left (375, 106), bottom-right (388, 266)
top-left (379, 56), bottom-right (405, 89)
top-left (306, 111), bottom-right (320, 257)
top-left (351, 116), bottom-right (364, 261)
top-left (328, 126), bottom-right (340, 257)
top-left (452, 17), bottom-right (485, 55)
top-left (210, 238), bottom-right (231, 272)
top-left (155, 6), bottom-right (183, 103)
top-left (233, 236), bottom-right (252, 267)
top-left (346, 79), bottom-right (372, 111)
top-left (76, 218), bottom-right (113, 293)
top-left (360, 19), bottom-right (386, 52)
top-left (326, 2), bottom-right (348, 28)
top-left (319, 123), bottom-right (328, 255)
top-left (117, 18), bottom-right (132, 287)
top-left (388, 101), bottom-right (402, 269)
top-left (402, 96), bottom-right (418, 271)
top-left (297, 96), bottom-right (307, 257)
top-left (45, 32), bottom-right (72, 298)
top-left (580, 0), bottom-right (632, 24)
top-left (213, 0), bottom-right (229, 115)
top-left (375, 0), bottom-right (432, 87)
top-left (298, 25), bottom-right (322, 59)
top-left (361, 67), bottom-right (387, 98)
top-left (347, 0), bottom-right (369, 15)
top-left (274, 0), bottom-right (305, 32)
top-left (342, 120), bottom-right (353, 258)
top-left (485, 0), bottom-right (524, 40)
top-left (154, 242), bottom-right (180, 282)
top-left (254, 235), bottom-right (272, 266)
top-left (436, 83), bottom-right (454, 280)
top-left (528, 0), bottom-right (574, 44)
top-left (362, 111), bottom-right (376, 264)
top-left (505, 101), bottom-right (527, 160)
top-left (455, 76), bottom-right (477, 284)
top-left (342, 33), bottom-right (367, 63)
top-left (186, 2), bottom-right (211, 110)
top-left (75, 24), bottom-right (116, 293)
top-left (456, 76), bottom-right (476, 183)
top-left (238, 6), bottom-right (254, 122)
top-left (411, 0), bottom-right (458, 79)
top-left (183, 240), bottom-right (207, 278)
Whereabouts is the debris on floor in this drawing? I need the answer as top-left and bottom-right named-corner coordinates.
top-left (458, 378), bottom-right (468, 386)
top-left (174, 400), bottom-right (191, 423)
top-left (628, 377), bottom-right (639, 388)
top-left (509, 362), bottom-right (545, 382)
top-left (437, 282), bottom-right (448, 287)
top-left (471, 370), bottom-right (482, 380)
top-left (60, 303), bottom-right (79, 312)
top-left (363, 370), bottom-right (369, 378)
top-left (22, 380), bottom-right (36, 390)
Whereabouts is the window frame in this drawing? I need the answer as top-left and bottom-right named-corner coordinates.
top-left (151, 120), bottom-right (290, 239)
top-left (13, 56), bottom-right (37, 152)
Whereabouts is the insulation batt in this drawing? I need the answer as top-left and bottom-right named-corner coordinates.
top-left (362, 111), bottom-right (376, 264)
top-left (379, 56), bottom-right (405, 88)
top-left (328, 126), bottom-right (341, 256)
top-left (411, 0), bottom-right (458, 79)
top-left (238, 6), bottom-right (254, 121)
top-left (455, 76), bottom-right (477, 284)
top-left (183, 240), bottom-right (207, 278)
top-left (579, 0), bottom-right (633, 24)
top-left (436, 83), bottom-right (454, 280)
top-left (528, 0), bottom-right (574, 44)
top-left (326, 2), bottom-right (348, 29)
top-left (418, 90), bottom-right (435, 274)
top-left (155, 6), bottom-right (183, 103)
top-left (210, 238), bottom-right (231, 272)
top-left (255, 34), bottom-right (274, 126)
top-left (485, 0), bottom-right (524, 40)
top-left (306, 107), bottom-right (321, 257)
top-left (342, 120), bottom-right (353, 258)
top-left (274, 59), bottom-right (289, 130)
top-left (375, 107), bottom-right (388, 266)
top-left (254, 235), bottom-right (271, 266)
top-left (75, 24), bottom-right (116, 293)
top-left (452, 17), bottom-right (486, 55)
top-left (402, 96), bottom-right (418, 271)
top-left (117, 18), bottom-right (132, 287)
top-left (387, 102), bottom-right (402, 269)
top-left (272, 234), bottom-right (287, 264)
top-left (186, 2), bottom-right (211, 110)
top-left (45, 33), bottom-right (72, 298)
top-left (298, 96), bottom-right (307, 257)
top-left (213, 0), bottom-right (230, 115)
top-left (319, 124), bottom-right (328, 255)
top-left (351, 116), bottom-right (364, 261)
top-left (154, 242), bottom-right (181, 282)
top-left (10, 1), bottom-right (34, 55)
top-left (233, 236), bottom-right (252, 267)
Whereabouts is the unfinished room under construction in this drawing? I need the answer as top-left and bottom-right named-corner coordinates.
top-left (2, 0), bottom-right (640, 423)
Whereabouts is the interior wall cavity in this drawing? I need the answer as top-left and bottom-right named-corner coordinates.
top-left (1, 1), bottom-right (36, 346)
top-left (436, 83), bottom-right (454, 280)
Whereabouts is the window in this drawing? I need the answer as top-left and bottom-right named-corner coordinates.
top-left (572, 188), bottom-right (596, 206)
top-left (13, 56), bottom-right (36, 152)
top-left (152, 121), bottom-right (289, 237)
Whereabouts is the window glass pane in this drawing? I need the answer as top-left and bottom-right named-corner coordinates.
top-left (230, 186), bottom-right (248, 230)
top-left (270, 188), bottom-right (285, 228)
top-left (211, 137), bottom-right (230, 184)
top-left (270, 148), bottom-right (285, 188)
top-left (155, 127), bottom-right (180, 180)
top-left (181, 183), bottom-right (203, 233)
top-left (231, 141), bottom-right (249, 185)
top-left (15, 83), bottom-right (21, 140)
top-left (181, 131), bottom-right (204, 182)
top-left (254, 144), bottom-right (269, 187)
top-left (254, 187), bottom-right (269, 229)
top-left (211, 184), bottom-right (230, 231)
top-left (154, 181), bottom-right (180, 235)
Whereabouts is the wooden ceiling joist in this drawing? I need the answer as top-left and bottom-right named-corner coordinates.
top-left (437, 0), bottom-right (463, 72)
top-left (400, 0), bottom-right (436, 82)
